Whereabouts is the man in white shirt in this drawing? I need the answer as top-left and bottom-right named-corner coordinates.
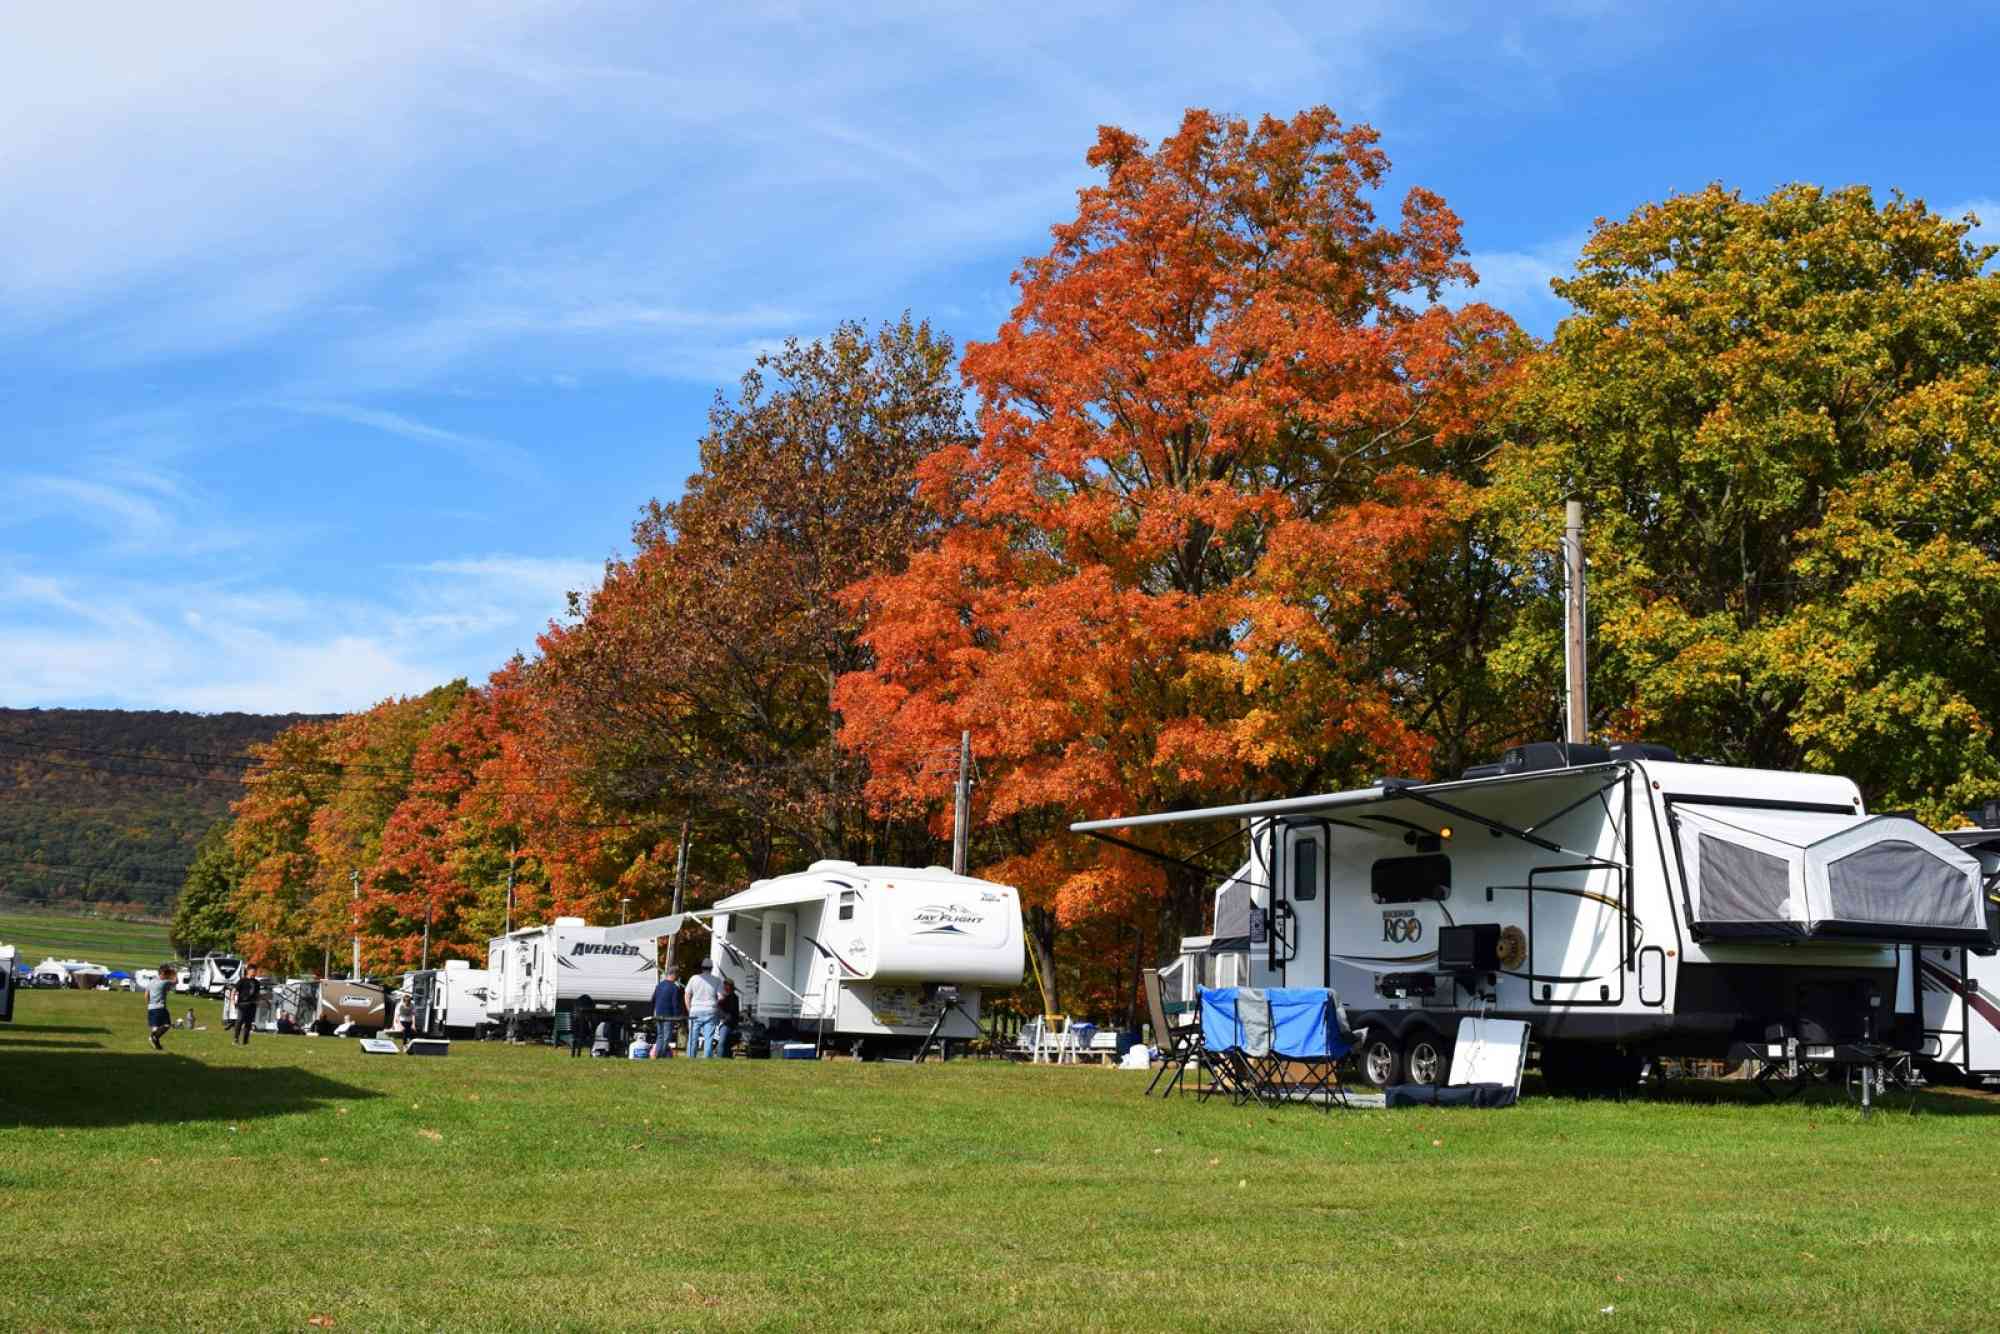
top-left (684, 960), bottom-right (724, 1058)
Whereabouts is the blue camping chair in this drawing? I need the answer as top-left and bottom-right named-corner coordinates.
top-left (1196, 987), bottom-right (1259, 1104)
top-left (1197, 987), bottom-right (1365, 1110)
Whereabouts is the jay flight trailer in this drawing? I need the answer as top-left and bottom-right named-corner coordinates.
top-left (604, 862), bottom-right (1025, 1058)
top-left (1078, 745), bottom-right (1995, 1093)
top-left (487, 916), bottom-right (659, 1040)
top-left (400, 960), bottom-right (497, 1037)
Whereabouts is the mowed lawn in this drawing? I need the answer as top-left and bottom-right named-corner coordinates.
top-left (5, 992), bottom-right (2000, 1332)
top-left (0, 911), bottom-right (172, 973)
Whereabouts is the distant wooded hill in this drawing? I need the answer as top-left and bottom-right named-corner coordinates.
top-left (0, 708), bottom-right (334, 914)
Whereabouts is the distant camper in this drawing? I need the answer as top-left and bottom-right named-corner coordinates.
top-left (487, 917), bottom-right (659, 1042)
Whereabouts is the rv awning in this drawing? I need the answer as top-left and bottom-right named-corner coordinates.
top-left (1071, 764), bottom-right (1628, 860)
top-left (1675, 805), bottom-right (1990, 945)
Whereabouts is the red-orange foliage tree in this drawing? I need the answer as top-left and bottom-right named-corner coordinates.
top-left (838, 108), bottom-right (1525, 1010)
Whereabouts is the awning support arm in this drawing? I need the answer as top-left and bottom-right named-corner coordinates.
top-left (1393, 787), bottom-right (1603, 861)
top-left (1079, 828), bottom-right (1229, 879)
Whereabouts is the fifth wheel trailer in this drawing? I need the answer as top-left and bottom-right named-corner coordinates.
top-left (1078, 744), bottom-right (1995, 1092)
top-left (604, 862), bottom-right (1025, 1057)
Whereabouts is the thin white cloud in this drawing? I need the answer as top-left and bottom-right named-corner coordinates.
top-left (0, 552), bottom-right (594, 712)
top-left (1452, 232), bottom-right (1587, 336)
top-left (279, 400), bottom-right (539, 480)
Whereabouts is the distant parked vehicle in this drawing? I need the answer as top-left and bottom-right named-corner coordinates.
top-left (184, 954), bottom-right (243, 998)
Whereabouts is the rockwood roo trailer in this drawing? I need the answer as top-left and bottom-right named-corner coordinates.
top-left (605, 862), bottom-right (1025, 1058)
top-left (1076, 743), bottom-right (1996, 1093)
top-left (488, 917), bottom-right (659, 1040)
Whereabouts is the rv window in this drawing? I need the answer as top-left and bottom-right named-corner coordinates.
top-left (768, 922), bottom-right (788, 957)
top-left (1292, 839), bottom-right (1319, 901)
top-left (1371, 854), bottom-right (1451, 904)
top-left (838, 891), bottom-right (857, 922)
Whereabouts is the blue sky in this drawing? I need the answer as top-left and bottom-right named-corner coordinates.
top-left (4, 1), bottom-right (1996, 713)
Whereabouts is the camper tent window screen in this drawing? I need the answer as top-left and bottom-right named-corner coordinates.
top-left (1372, 854), bottom-right (1449, 904)
top-left (1826, 842), bottom-right (1978, 932)
top-left (1697, 834), bottom-right (1791, 924)
top-left (1293, 839), bottom-right (1319, 901)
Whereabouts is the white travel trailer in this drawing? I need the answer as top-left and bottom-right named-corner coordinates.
top-left (1907, 827), bottom-right (2000, 1085)
top-left (401, 960), bottom-right (496, 1037)
top-left (184, 953), bottom-right (243, 997)
top-left (1078, 743), bottom-right (1995, 1092)
top-left (605, 862), bottom-right (1025, 1058)
top-left (488, 917), bottom-right (659, 1039)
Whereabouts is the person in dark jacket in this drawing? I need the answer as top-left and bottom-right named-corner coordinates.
top-left (715, 979), bottom-right (742, 1059)
top-left (570, 995), bottom-right (596, 1057)
top-left (649, 967), bottom-right (686, 1059)
top-left (228, 966), bottom-right (261, 1045)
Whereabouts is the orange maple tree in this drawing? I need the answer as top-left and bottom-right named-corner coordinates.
top-left (837, 107), bottom-right (1524, 1008)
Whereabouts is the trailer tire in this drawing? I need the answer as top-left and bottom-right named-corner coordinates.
top-left (1360, 1034), bottom-right (1404, 1088)
top-left (1405, 1030), bottom-right (1447, 1086)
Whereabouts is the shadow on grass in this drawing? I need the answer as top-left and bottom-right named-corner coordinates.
top-left (0, 1051), bottom-right (383, 1129)
top-left (1, 1024), bottom-right (111, 1035)
top-left (1524, 1076), bottom-right (2000, 1116)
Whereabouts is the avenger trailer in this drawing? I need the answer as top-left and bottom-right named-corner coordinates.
top-left (603, 862), bottom-right (1025, 1059)
top-left (487, 917), bottom-right (659, 1042)
top-left (1078, 744), bottom-right (1995, 1095)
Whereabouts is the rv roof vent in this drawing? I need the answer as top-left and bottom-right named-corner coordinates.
top-left (554, 915), bottom-right (586, 927)
top-left (444, 960), bottom-right (470, 970)
top-left (807, 859), bottom-right (858, 872)
top-left (1608, 741), bottom-right (1678, 763)
top-left (1459, 762), bottom-right (1505, 781)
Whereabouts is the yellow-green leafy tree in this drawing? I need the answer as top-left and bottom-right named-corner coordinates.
top-left (1493, 184), bottom-right (2000, 819)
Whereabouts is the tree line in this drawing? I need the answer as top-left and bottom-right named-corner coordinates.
top-left (182, 107), bottom-right (2000, 1018)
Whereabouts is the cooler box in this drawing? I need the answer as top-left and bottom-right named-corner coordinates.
top-left (781, 1042), bottom-right (818, 1060)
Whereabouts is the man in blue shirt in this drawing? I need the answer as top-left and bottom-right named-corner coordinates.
top-left (649, 966), bottom-right (686, 1059)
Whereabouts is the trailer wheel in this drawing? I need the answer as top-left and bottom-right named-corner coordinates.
top-left (1405, 1031), bottom-right (1447, 1086)
top-left (1360, 1034), bottom-right (1404, 1088)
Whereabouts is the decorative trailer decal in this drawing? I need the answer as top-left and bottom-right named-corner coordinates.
top-left (911, 904), bottom-right (985, 936)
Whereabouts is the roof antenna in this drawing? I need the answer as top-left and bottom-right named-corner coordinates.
top-left (1563, 498), bottom-right (1589, 755)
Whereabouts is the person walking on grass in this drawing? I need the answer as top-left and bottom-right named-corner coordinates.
top-left (228, 965), bottom-right (261, 1045)
top-left (684, 959), bottom-right (723, 1059)
top-left (144, 966), bottom-right (176, 1049)
top-left (650, 965), bottom-right (685, 1059)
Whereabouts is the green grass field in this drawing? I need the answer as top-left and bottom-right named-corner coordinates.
top-left (5, 989), bottom-right (2000, 1332)
top-left (0, 909), bottom-right (172, 972)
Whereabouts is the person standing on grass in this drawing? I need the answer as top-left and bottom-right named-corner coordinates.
top-left (650, 966), bottom-right (685, 1059)
top-left (228, 966), bottom-right (261, 1045)
top-left (144, 966), bottom-right (176, 1049)
top-left (684, 959), bottom-right (723, 1059)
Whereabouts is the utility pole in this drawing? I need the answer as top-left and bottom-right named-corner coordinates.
top-left (952, 730), bottom-right (972, 876)
top-left (504, 847), bottom-right (516, 938)
top-left (1563, 498), bottom-right (1589, 750)
top-left (665, 818), bottom-right (691, 971)
top-left (349, 867), bottom-right (361, 979)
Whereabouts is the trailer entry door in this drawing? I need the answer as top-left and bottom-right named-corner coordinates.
top-left (1527, 864), bottom-right (1626, 1006)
